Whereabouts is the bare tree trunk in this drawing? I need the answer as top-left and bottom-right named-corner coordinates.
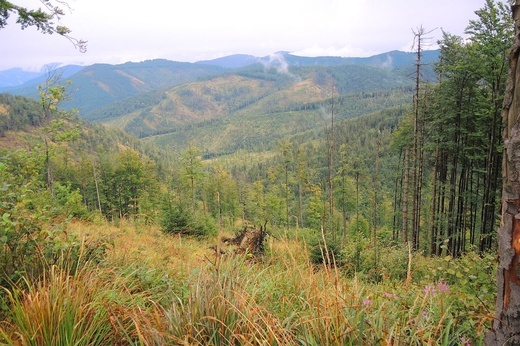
top-left (402, 147), bottom-right (410, 243)
top-left (44, 135), bottom-right (54, 196)
top-left (285, 161), bottom-right (289, 230)
top-left (393, 150), bottom-right (403, 242)
top-left (485, 3), bottom-right (520, 343)
top-left (373, 139), bottom-right (380, 267)
top-left (393, 184), bottom-right (401, 240)
top-left (342, 168), bottom-right (348, 245)
top-left (328, 85), bottom-right (335, 237)
top-left (415, 85), bottom-right (427, 251)
top-left (412, 26), bottom-right (426, 251)
top-left (355, 172), bottom-right (360, 234)
top-left (412, 38), bottom-right (421, 251)
top-left (92, 159), bottom-right (102, 214)
top-left (298, 180), bottom-right (303, 228)
top-left (430, 147), bottom-right (439, 256)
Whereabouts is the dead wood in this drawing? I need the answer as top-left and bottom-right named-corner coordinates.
top-left (219, 224), bottom-right (268, 256)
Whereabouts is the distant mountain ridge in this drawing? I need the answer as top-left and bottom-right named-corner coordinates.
top-left (195, 54), bottom-right (261, 69)
top-left (1, 60), bottom-right (229, 113)
top-left (0, 65), bottom-right (86, 93)
top-left (193, 50), bottom-right (440, 70)
top-left (0, 49), bottom-right (438, 119)
top-left (0, 49), bottom-right (439, 87)
top-left (0, 68), bottom-right (42, 88)
top-left (282, 50), bottom-right (439, 68)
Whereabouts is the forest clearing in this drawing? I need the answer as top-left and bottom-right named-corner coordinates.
top-left (0, 220), bottom-right (495, 344)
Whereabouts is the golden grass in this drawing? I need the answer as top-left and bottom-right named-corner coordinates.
top-left (1, 266), bottom-right (113, 345)
top-left (68, 220), bottom-right (212, 271)
top-left (0, 220), bottom-right (493, 345)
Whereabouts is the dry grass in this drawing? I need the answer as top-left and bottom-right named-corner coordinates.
top-left (1, 220), bottom-right (493, 345)
top-left (1, 266), bottom-right (112, 345)
top-left (68, 220), bottom-right (212, 271)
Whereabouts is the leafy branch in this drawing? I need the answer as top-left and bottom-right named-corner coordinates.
top-left (0, 0), bottom-right (87, 52)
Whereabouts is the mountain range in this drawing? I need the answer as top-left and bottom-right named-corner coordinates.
top-left (0, 49), bottom-right (439, 155)
top-left (0, 50), bottom-right (439, 88)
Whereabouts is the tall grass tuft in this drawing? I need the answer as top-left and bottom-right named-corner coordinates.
top-left (164, 255), bottom-right (295, 345)
top-left (0, 265), bottom-right (113, 346)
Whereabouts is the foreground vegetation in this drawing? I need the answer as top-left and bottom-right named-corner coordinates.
top-left (0, 220), bottom-right (495, 345)
top-left (0, 137), bottom-right (495, 344)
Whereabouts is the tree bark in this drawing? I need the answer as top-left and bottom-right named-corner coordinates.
top-left (486, 3), bottom-right (520, 344)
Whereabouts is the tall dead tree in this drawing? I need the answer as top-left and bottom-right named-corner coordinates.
top-left (402, 146), bottom-right (410, 243)
top-left (411, 26), bottom-right (426, 251)
top-left (328, 83), bottom-right (335, 237)
top-left (485, 2), bottom-right (520, 344)
top-left (411, 28), bottom-right (421, 250)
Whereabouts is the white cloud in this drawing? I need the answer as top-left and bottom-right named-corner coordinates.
top-left (0, 0), bottom-right (485, 71)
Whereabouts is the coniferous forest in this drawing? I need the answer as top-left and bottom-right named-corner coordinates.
top-left (0, 0), bottom-right (517, 344)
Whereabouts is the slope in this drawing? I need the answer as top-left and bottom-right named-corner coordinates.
top-left (100, 63), bottom-right (414, 155)
top-left (2, 59), bottom-right (228, 114)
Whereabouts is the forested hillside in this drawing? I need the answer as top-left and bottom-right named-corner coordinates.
top-left (2, 59), bottom-right (228, 114)
top-left (94, 63), bottom-right (414, 154)
top-left (0, 50), bottom-right (435, 119)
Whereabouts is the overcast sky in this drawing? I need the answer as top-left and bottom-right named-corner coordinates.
top-left (0, 0), bottom-right (489, 71)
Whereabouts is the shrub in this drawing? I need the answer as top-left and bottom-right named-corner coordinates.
top-left (53, 182), bottom-right (89, 219)
top-left (160, 203), bottom-right (190, 234)
top-left (160, 202), bottom-right (217, 238)
top-left (189, 211), bottom-right (217, 238)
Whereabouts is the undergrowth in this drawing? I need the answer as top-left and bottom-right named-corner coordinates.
top-left (0, 221), bottom-right (495, 345)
